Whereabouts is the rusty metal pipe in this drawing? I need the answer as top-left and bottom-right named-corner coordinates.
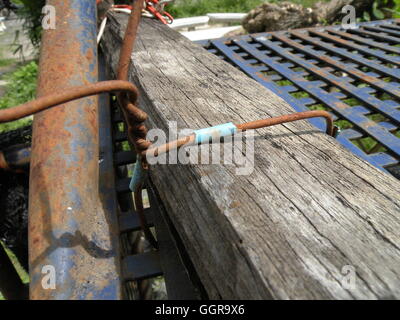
top-left (0, 0), bottom-right (157, 252)
top-left (29, 0), bottom-right (121, 300)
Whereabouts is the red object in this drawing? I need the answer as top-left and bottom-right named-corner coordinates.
top-left (97, 0), bottom-right (173, 25)
top-left (146, 0), bottom-right (173, 24)
top-left (113, 4), bottom-right (133, 10)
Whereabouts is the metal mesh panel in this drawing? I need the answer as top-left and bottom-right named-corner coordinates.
top-left (199, 19), bottom-right (400, 179)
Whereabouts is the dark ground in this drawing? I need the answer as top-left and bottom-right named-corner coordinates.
top-left (0, 125), bottom-right (31, 271)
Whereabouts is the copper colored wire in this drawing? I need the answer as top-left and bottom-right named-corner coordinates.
top-left (117, 0), bottom-right (144, 82)
top-left (0, 81), bottom-right (138, 123)
top-left (116, 0), bottom-right (158, 249)
top-left (236, 110), bottom-right (334, 136)
top-left (145, 135), bottom-right (195, 158)
top-left (144, 110), bottom-right (335, 158)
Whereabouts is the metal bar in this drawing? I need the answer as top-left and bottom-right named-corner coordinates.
top-left (291, 30), bottom-right (400, 78)
top-left (148, 183), bottom-right (202, 299)
top-left (251, 36), bottom-right (400, 126)
top-left (307, 29), bottom-right (400, 66)
top-left (0, 144), bottom-right (30, 172)
top-left (349, 28), bottom-right (400, 44)
top-left (114, 130), bottom-right (128, 142)
top-left (274, 32), bottom-right (400, 99)
top-left (29, 0), bottom-right (121, 299)
top-left (210, 38), bottom-right (398, 169)
top-left (116, 177), bottom-right (133, 194)
top-left (98, 51), bottom-right (123, 297)
top-left (380, 24), bottom-right (400, 32)
top-left (326, 28), bottom-right (400, 55)
top-left (114, 151), bottom-right (137, 166)
top-left (208, 39), bottom-right (327, 131)
top-left (238, 37), bottom-right (400, 157)
top-left (122, 252), bottom-right (163, 281)
top-left (363, 25), bottom-right (400, 37)
top-left (119, 209), bottom-right (155, 233)
top-left (201, 20), bottom-right (400, 176)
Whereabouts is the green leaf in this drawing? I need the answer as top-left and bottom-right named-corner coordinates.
top-left (372, 2), bottom-right (385, 19)
top-left (363, 11), bottom-right (371, 21)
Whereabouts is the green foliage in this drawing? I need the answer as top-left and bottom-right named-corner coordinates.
top-left (13, 0), bottom-right (45, 50)
top-left (361, 0), bottom-right (400, 21)
top-left (0, 241), bottom-right (29, 300)
top-left (8, 0), bottom-right (400, 47)
top-left (394, 0), bottom-right (400, 17)
top-left (372, 1), bottom-right (385, 19)
top-left (11, 0), bottom-right (128, 50)
top-left (281, 0), bottom-right (325, 7)
top-left (386, 0), bottom-right (400, 18)
top-left (0, 58), bottom-right (15, 68)
top-left (168, 0), bottom-right (266, 18)
top-left (0, 61), bottom-right (38, 132)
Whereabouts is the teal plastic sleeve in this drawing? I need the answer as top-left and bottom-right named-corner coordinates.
top-left (129, 160), bottom-right (146, 192)
top-left (194, 122), bottom-right (237, 144)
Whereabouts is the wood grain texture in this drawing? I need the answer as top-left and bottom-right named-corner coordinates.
top-left (101, 15), bottom-right (400, 299)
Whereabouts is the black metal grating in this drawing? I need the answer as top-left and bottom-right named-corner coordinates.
top-left (198, 19), bottom-right (400, 179)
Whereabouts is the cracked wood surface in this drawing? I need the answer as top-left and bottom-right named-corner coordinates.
top-left (101, 15), bottom-right (400, 299)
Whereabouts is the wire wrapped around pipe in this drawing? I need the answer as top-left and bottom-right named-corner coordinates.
top-left (116, 0), bottom-right (158, 249)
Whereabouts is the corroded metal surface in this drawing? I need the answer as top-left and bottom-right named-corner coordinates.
top-left (28, 0), bottom-right (121, 299)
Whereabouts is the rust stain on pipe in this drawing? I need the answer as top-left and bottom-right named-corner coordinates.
top-left (28, 0), bottom-right (121, 300)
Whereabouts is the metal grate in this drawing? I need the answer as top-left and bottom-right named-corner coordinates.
top-left (110, 98), bottom-right (202, 300)
top-left (198, 19), bottom-right (400, 179)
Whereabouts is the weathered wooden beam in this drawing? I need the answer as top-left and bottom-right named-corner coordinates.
top-left (101, 15), bottom-right (400, 299)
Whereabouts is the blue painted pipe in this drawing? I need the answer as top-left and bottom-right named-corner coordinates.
top-left (29, 0), bottom-right (121, 299)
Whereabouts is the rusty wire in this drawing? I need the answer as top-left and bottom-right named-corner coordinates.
top-left (0, 81), bottom-right (138, 122)
top-left (144, 110), bottom-right (335, 158)
top-left (115, 0), bottom-right (158, 249)
top-left (237, 110), bottom-right (335, 135)
top-left (0, 0), bottom-right (337, 251)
